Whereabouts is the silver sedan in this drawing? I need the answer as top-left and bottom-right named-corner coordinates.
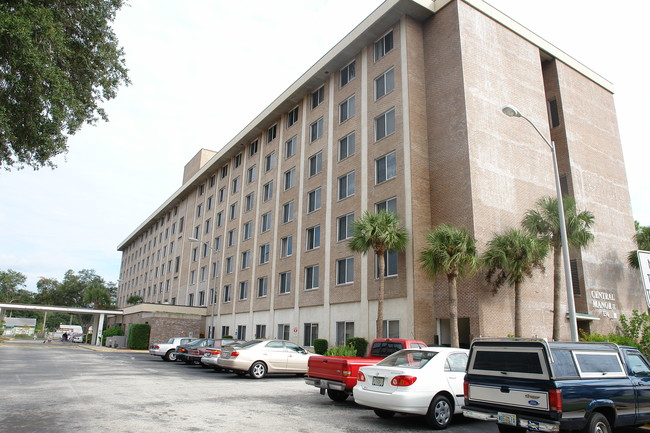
top-left (217, 339), bottom-right (313, 379)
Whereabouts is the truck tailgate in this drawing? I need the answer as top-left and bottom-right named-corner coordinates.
top-left (468, 383), bottom-right (549, 411)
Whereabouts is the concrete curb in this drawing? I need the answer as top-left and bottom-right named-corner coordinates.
top-left (78, 344), bottom-right (148, 354)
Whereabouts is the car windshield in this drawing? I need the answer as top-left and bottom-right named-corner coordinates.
top-left (377, 350), bottom-right (438, 369)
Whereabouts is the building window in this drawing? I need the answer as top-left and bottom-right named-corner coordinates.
top-left (308, 151), bottom-right (322, 177)
top-left (304, 323), bottom-right (319, 347)
top-left (207, 196), bottom-right (213, 211)
top-left (280, 235), bottom-right (293, 258)
top-left (376, 151), bottom-right (397, 184)
top-left (175, 256), bottom-right (180, 273)
top-left (257, 277), bottom-right (268, 298)
top-left (340, 60), bottom-right (355, 87)
top-left (305, 265), bottom-right (319, 290)
top-left (284, 167), bottom-right (296, 190)
top-left (229, 202), bottom-right (238, 220)
top-left (278, 324), bottom-right (290, 340)
top-left (279, 271), bottom-right (292, 294)
top-left (338, 132), bottom-right (355, 161)
top-left (263, 181), bottom-right (273, 202)
top-left (382, 320), bottom-right (400, 338)
top-left (237, 325), bottom-right (246, 340)
top-left (310, 117), bottom-right (324, 142)
top-left (218, 187), bottom-right (226, 203)
top-left (209, 288), bottom-right (215, 305)
top-left (376, 250), bottom-right (398, 278)
top-left (338, 171), bottom-right (355, 200)
top-left (239, 281), bottom-right (248, 300)
top-left (231, 176), bottom-right (240, 194)
top-left (234, 153), bottom-right (242, 168)
top-left (204, 218), bottom-right (211, 234)
top-left (178, 217), bottom-right (184, 233)
top-left (336, 321), bottom-right (354, 346)
top-left (243, 221), bottom-right (253, 240)
top-left (548, 99), bottom-right (560, 128)
top-left (227, 229), bottom-right (236, 247)
top-left (375, 108), bottom-right (396, 141)
top-left (216, 211), bottom-right (224, 227)
top-left (570, 259), bottom-right (581, 295)
top-left (214, 236), bottom-right (222, 251)
top-left (375, 67), bottom-right (395, 100)
top-left (255, 324), bottom-right (267, 339)
top-left (337, 212), bottom-right (354, 241)
top-left (193, 225), bottom-right (200, 239)
top-left (196, 203), bottom-right (202, 217)
top-left (307, 188), bottom-right (321, 213)
top-left (336, 257), bottom-right (354, 285)
top-left (225, 256), bottom-right (234, 274)
top-left (374, 30), bottom-right (393, 61)
top-left (247, 165), bottom-right (257, 184)
top-left (259, 243), bottom-right (270, 264)
top-left (209, 175), bottom-right (216, 188)
top-left (282, 201), bottom-right (294, 223)
top-left (339, 95), bottom-right (355, 123)
top-left (264, 152), bottom-right (275, 172)
top-left (192, 247), bottom-right (199, 262)
top-left (285, 136), bottom-right (297, 158)
top-left (311, 86), bottom-right (324, 109)
top-left (267, 124), bottom-right (277, 143)
top-left (287, 106), bottom-right (299, 128)
top-left (199, 290), bottom-right (205, 306)
top-left (211, 261), bottom-right (219, 278)
top-left (188, 292), bottom-right (194, 306)
top-left (306, 226), bottom-right (321, 250)
top-left (198, 184), bottom-right (205, 196)
top-left (245, 192), bottom-right (255, 212)
top-left (376, 197), bottom-right (397, 214)
top-left (202, 242), bottom-right (209, 258)
top-left (221, 165), bottom-right (228, 179)
top-left (221, 325), bottom-right (230, 337)
top-left (249, 140), bottom-right (258, 156)
top-left (261, 212), bottom-right (272, 232)
top-left (241, 250), bottom-right (251, 269)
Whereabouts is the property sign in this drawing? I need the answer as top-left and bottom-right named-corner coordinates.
top-left (638, 250), bottom-right (650, 308)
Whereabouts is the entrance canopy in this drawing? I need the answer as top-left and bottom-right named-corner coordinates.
top-left (0, 303), bottom-right (123, 346)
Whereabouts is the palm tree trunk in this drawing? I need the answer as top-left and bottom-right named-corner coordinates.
top-left (515, 280), bottom-right (522, 337)
top-left (376, 251), bottom-right (385, 339)
top-left (552, 246), bottom-right (562, 341)
top-left (448, 274), bottom-right (459, 347)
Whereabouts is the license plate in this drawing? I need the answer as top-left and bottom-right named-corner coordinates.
top-left (372, 376), bottom-right (385, 386)
top-left (498, 412), bottom-right (517, 426)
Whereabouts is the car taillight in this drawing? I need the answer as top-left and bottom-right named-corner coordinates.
top-left (357, 371), bottom-right (366, 382)
top-left (343, 370), bottom-right (352, 377)
top-left (214, 349), bottom-right (221, 355)
top-left (230, 351), bottom-right (239, 357)
top-left (464, 380), bottom-right (469, 399)
top-left (549, 389), bottom-right (563, 412)
top-left (154, 345), bottom-right (160, 349)
top-left (391, 376), bottom-right (417, 386)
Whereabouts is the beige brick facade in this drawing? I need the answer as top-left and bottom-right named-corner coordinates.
top-left (116, 0), bottom-right (644, 347)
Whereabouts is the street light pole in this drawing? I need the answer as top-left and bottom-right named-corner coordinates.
top-left (502, 104), bottom-right (579, 342)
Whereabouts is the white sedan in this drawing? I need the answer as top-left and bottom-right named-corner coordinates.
top-left (217, 339), bottom-right (313, 379)
top-left (353, 347), bottom-right (469, 429)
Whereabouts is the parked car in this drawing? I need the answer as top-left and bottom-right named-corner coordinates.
top-left (200, 339), bottom-right (245, 370)
top-left (305, 338), bottom-right (427, 401)
top-left (176, 338), bottom-right (216, 364)
top-left (353, 347), bottom-right (468, 429)
top-left (217, 339), bottom-right (313, 379)
top-left (462, 338), bottom-right (650, 433)
top-left (149, 337), bottom-right (196, 361)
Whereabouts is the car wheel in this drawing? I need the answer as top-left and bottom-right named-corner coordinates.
top-left (326, 390), bottom-right (349, 402)
top-left (373, 409), bottom-right (395, 419)
top-left (164, 350), bottom-right (177, 362)
top-left (249, 361), bottom-right (267, 379)
top-left (581, 413), bottom-right (611, 433)
top-left (425, 394), bottom-right (453, 429)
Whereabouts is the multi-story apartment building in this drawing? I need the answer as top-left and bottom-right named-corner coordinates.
top-left (115, 0), bottom-right (643, 347)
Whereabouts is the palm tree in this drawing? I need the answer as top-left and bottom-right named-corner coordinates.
top-left (349, 211), bottom-right (409, 339)
top-left (83, 283), bottom-right (112, 309)
top-left (628, 221), bottom-right (650, 269)
top-left (419, 224), bottom-right (478, 348)
top-left (482, 229), bottom-right (548, 337)
top-left (522, 196), bottom-right (594, 340)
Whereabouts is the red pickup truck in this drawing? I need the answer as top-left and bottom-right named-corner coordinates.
top-left (305, 338), bottom-right (427, 401)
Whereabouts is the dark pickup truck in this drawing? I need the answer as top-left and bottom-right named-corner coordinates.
top-left (462, 338), bottom-right (650, 433)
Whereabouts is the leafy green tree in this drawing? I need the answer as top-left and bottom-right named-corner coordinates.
top-left (126, 295), bottom-right (143, 305)
top-left (419, 224), bottom-right (479, 348)
top-left (83, 283), bottom-right (112, 309)
top-left (482, 229), bottom-right (549, 337)
top-left (0, 0), bottom-right (130, 170)
top-left (348, 211), bottom-right (409, 339)
top-left (0, 269), bottom-right (27, 303)
top-left (628, 221), bottom-right (650, 269)
top-left (522, 196), bottom-right (594, 340)
top-left (35, 277), bottom-right (61, 305)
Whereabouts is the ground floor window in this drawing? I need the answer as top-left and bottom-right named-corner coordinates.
top-left (237, 325), bottom-right (246, 340)
top-left (304, 323), bottom-right (318, 347)
top-left (277, 323), bottom-right (290, 340)
top-left (221, 326), bottom-right (230, 338)
top-left (255, 324), bottom-right (266, 339)
top-left (381, 319), bottom-right (399, 338)
top-left (336, 321), bottom-right (354, 346)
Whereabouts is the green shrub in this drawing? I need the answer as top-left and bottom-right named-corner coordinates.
top-left (347, 337), bottom-right (369, 357)
top-left (102, 325), bottom-right (124, 346)
top-left (325, 345), bottom-right (357, 357)
top-left (14, 334), bottom-right (34, 339)
top-left (313, 338), bottom-right (328, 355)
top-left (127, 323), bottom-right (150, 349)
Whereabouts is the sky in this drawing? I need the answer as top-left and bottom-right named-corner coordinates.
top-left (1, 0), bottom-right (648, 292)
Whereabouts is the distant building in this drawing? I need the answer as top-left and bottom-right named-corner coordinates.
top-left (2, 318), bottom-right (37, 337)
top-left (115, 0), bottom-right (643, 346)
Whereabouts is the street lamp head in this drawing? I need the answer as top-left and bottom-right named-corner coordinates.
top-left (187, 237), bottom-right (200, 242)
top-left (502, 105), bottom-right (522, 118)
